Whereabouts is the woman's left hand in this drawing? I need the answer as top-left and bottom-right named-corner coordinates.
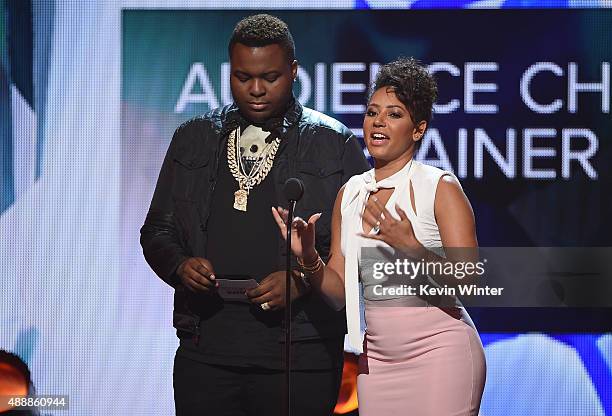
top-left (272, 206), bottom-right (320, 260)
top-left (359, 197), bottom-right (423, 255)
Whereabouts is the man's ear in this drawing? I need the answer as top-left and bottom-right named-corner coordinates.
top-left (291, 60), bottom-right (298, 81)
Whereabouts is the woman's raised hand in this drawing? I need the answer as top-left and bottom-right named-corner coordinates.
top-left (360, 197), bottom-right (423, 255)
top-left (271, 207), bottom-right (321, 259)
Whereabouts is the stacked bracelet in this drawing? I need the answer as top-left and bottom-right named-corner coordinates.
top-left (297, 253), bottom-right (325, 275)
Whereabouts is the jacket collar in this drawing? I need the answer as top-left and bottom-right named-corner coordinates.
top-left (223, 97), bottom-right (303, 133)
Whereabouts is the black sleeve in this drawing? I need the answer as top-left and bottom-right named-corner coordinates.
top-left (139, 125), bottom-right (190, 288)
top-left (314, 131), bottom-right (369, 262)
top-left (341, 133), bottom-right (371, 184)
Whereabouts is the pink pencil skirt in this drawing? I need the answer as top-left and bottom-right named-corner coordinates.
top-left (357, 305), bottom-right (486, 416)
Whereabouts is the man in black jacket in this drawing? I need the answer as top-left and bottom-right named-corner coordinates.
top-left (140, 14), bottom-right (369, 416)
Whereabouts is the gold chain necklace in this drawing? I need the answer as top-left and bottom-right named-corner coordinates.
top-left (227, 126), bottom-right (280, 211)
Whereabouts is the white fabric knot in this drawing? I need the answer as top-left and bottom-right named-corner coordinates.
top-left (343, 159), bottom-right (416, 354)
top-left (364, 181), bottom-right (379, 193)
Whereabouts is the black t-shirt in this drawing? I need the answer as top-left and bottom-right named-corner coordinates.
top-left (205, 140), bottom-right (280, 281)
top-left (177, 141), bottom-right (343, 370)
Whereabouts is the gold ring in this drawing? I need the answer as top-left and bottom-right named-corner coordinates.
top-left (261, 302), bottom-right (271, 311)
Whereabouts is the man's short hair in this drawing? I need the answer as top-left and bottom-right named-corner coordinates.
top-left (228, 14), bottom-right (295, 63)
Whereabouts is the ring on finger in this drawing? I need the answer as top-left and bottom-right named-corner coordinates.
top-left (372, 220), bottom-right (381, 235)
top-left (261, 302), bottom-right (271, 311)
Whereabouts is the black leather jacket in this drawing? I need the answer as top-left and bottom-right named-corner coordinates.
top-left (140, 100), bottom-right (370, 341)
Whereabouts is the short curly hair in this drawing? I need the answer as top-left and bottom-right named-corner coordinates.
top-left (228, 14), bottom-right (295, 63)
top-left (371, 57), bottom-right (438, 126)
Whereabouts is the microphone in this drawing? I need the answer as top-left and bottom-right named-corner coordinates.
top-left (283, 178), bottom-right (304, 202)
top-left (281, 177), bottom-right (304, 416)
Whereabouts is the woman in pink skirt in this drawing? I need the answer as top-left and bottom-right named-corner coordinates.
top-left (272, 57), bottom-right (486, 415)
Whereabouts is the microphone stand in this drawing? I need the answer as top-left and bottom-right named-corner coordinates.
top-left (284, 199), bottom-right (296, 416)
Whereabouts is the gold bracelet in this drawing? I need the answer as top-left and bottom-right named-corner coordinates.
top-left (299, 259), bottom-right (323, 273)
top-left (303, 262), bottom-right (323, 276)
top-left (297, 253), bottom-right (319, 269)
top-left (297, 254), bottom-right (324, 275)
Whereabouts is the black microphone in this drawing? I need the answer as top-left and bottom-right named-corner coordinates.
top-left (283, 178), bottom-right (304, 202)
top-left (281, 177), bottom-right (304, 416)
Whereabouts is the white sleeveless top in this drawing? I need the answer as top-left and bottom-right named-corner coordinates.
top-left (340, 159), bottom-right (461, 354)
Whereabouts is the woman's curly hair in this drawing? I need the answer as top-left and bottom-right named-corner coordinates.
top-left (371, 57), bottom-right (438, 126)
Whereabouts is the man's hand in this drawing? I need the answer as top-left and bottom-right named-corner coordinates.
top-left (246, 270), bottom-right (309, 311)
top-left (177, 257), bottom-right (218, 293)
